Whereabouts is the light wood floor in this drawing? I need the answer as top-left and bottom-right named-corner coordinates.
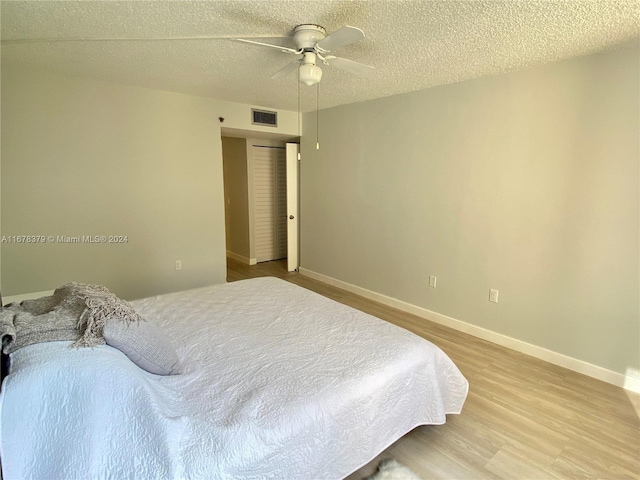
top-left (227, 258), bottom-right (640, 480)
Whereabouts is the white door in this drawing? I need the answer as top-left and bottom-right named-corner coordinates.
top-left (286, 143), bottom-right (300, 272)
top-left (253, 146), bottom-right (287, 263)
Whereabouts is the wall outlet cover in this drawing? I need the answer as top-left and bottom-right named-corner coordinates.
top-left (489, 289), bottom-right (499, 303)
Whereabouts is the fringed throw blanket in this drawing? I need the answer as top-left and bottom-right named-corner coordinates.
top-left (0, 283), bottom-right (143, 355)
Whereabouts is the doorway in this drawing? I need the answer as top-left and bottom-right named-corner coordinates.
top-left (252, 145), bottom-right (287, 263)
top-left (221, 134), bottom-right (299, 270)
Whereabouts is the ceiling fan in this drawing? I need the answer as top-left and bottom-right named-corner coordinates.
top-left (236, 24), bottom-right (374, 86)
top-left (2, 23), bottom-right (373, 87)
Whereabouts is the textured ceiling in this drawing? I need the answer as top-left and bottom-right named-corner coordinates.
top-left (1, 1), bottom-right (638, 112)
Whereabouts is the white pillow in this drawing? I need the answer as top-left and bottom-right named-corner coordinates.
top-left (103, 319), bottom-right (181, 375)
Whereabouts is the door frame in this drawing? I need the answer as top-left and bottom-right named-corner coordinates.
top-left (220, 130), bottom-right (300, 267)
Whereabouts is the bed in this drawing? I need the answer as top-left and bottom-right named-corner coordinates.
top-left (0, 277), bottom-right (468, 480)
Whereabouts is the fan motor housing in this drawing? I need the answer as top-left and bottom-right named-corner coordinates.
top-left (293, 24), bottom-right (326, 50)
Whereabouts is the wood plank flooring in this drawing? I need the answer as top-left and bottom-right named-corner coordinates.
top-left (227, 258), bottom-right (640, 480)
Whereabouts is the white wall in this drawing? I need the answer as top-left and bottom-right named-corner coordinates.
top-left (300, 41), bottom-right (639, 377)
top-left (1, 66), bottom-right (297, 300)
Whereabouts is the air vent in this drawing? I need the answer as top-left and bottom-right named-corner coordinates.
top-left (252, 109), bottom-right (278, 127)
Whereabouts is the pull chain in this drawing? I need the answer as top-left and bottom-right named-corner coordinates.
top-left (316, 82), bottom-right (320, 150)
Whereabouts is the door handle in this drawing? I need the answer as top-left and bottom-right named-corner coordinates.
top-left (289, 215), bottom-right (295, 220)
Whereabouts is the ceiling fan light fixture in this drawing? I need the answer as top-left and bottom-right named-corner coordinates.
top-left (298, 63), bottom-right (322, 86)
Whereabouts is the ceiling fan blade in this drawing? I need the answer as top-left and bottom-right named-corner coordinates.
top-left (327, 56), bottom-right (375, 78)
top-left (271, 60), bottom-right (301, 80)
top-left (235, 39), bottom-right (298, 54)
top-left (315, 26), bottom-right (364, 52)
top-left (1, 34), bottom-right (286, 45)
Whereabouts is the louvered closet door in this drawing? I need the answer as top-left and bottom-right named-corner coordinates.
top-left (253, 146), bottom-right (287, 263)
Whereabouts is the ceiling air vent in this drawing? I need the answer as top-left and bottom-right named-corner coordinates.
top-left (252, 109), bottom-right (277, 127)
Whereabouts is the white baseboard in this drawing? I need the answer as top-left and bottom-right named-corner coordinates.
top-left (226, 251), bottom-right (256, 265)
top-left (299, 267), bottom-right (639, 394)
top-left (4, 290), bottom-right (55, 305)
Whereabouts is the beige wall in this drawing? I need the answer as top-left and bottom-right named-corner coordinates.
top-left (1, 67), bottom-right (296, 299)
top-left (222, 137), bottom-right (250, 259)
top-left (300, 41), bottom-right (639, 376)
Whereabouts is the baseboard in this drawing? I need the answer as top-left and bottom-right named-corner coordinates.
top-left (226, 251), bottom-right (256, 265)
top-left (3, 290), bottom-right (55, 305)
top-left (299, 267), bottom-right (640, 394)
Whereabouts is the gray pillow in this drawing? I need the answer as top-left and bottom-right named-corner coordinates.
top-left (103, 319), bottom-right (181, 375)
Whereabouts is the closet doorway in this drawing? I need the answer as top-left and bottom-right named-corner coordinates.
top-left (221, 134), bottom-right (299, 270)
top-left (252, 145), bottom-right (287, 263)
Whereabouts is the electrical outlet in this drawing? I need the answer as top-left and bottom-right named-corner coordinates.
top-left (489, 289), bottom-right (499, 303)
top-left (175, 260), bottom-right (182, 271)
top-left (429, 276), bottom-right (437, 288)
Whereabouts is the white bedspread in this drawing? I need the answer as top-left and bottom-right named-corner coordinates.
top-left (0, 277), bottom-right (468, 480)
